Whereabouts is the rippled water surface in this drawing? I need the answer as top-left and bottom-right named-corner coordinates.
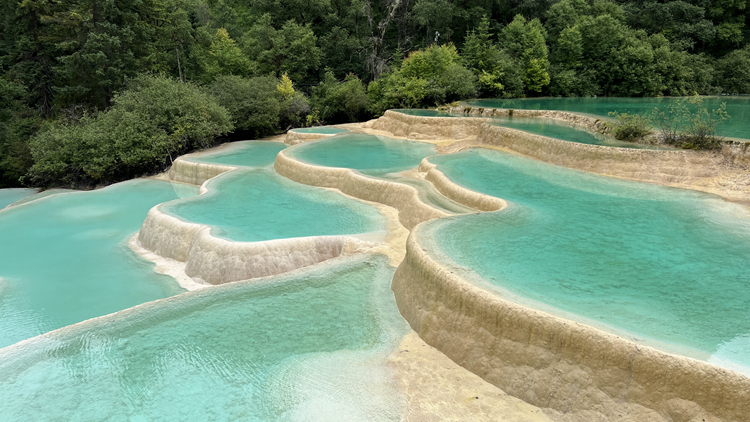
top-left (0, 255), bottom-right (408, 421)
top-left (463, 97), bottom-right (750, 139)
top-left (429, 149), bottom-right (750, 371)
top-left (289, 133), bottom-right (436, 176)
top-left (0, 180), bottom-right (198, 348)
top-left (163, 169), bottom-right (385, 242)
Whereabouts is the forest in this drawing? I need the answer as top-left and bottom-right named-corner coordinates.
top-left (1, 0), bottom-right (749, 187)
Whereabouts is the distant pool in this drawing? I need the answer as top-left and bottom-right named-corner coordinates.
top-left (163, 169), bottom-right (385, 242)
top-left (189, 140), bottom-right (286, 167)
top-left (289, 133), bottom-right (436, 176)
top-left (463, 97), bottom-right (750, 139)
top-left (0, 255), bottom-right (408, 420)
top-left (392, 109), bottom-right (667, 149)
top-left (0, 188), bottom-right (38, 209)
top-left (290, 127), bottom-right (350, 134)
top-left (0, 180), bottom-right (198, 348)
top-left (428, 149), bottom-right (750, 373)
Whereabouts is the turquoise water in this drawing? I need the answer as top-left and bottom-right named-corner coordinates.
top-left (0, 188), bottom-right (38, 208)
top-left (393, 109), bottom-right (456, 117)
top-left (393, 109), bottom-right (666, 149)
top-left (289, 133), bottom-right (436, 176)
top-left (291, 127), bottom-right (349, 134)
top-left (463, 97), bottom-right (750, 139)
top-left (488, 116), bottom-right (667, 149)
top-left (0, 180), bottom-right (198, 349)
top-left (428, 149), bottom-right (750, 370)
top-left (0, 255), bottom-right (409, 420)
top-left (163, 169), bottom-right (385, 242)
top-left (189, 141), bottom-right (286, 167)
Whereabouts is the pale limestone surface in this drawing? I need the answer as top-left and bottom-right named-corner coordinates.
top-left (446, 105), bottom-right (611, 133)
top-left (419, 158), bottom-right (507, 212)
top-left (284, 131), bottom-right (331, 145)
top-left (474, 123), bottom-right (750, 202)
top-left (165, 158), bottom-right (235, 186)
top-left (274, 149), bottom-right (450, 229)
top-left (369, 110), bottom-right (489, 140)
top-left (135, 118), bottom-right (750, 421)
top-left (391, 228), bottom-right (749, 422)
top-left (137, 156), bottom-right (393, 286)
top-left (389, 331), bottom-right (555, 422)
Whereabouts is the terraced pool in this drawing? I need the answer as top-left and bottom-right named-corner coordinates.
top-left (427, 148), bottom-right (750, 373)
top-left (0, 255), bottom-right (408, 420)
top-left (0, 188), bottom-right (38, 209)
top-left (288, 133), bottom-right (436, 176)
top-left (463, 96), bottom-right (750, 139)
top-left (0, 180), bottom-right (197, 348)
top-left (188, 140), bottom-right (286, 167)
top-left (162, 169), bottom-right (385, 242)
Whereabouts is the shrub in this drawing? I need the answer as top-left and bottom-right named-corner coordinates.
top-left (650, 96), bottom-right (729, 150)
top-left (27, 75), bottom-right (232, 187)
top-left (311, 71), bottom-right (369, 123)
top-left (207, 75), bottom-right (280, 136)
top-left (608, 111), bottom-right (652, 141)
top-left (367, 44), bottom-right (477, 115)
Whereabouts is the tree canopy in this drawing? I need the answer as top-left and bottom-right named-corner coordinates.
top-left (1, 0), bottom-right (749, 187)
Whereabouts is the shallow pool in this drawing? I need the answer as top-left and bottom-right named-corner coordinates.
top-left (188, 140), bottom-right (286, 167)
top-left (288, 133), bottom-right (436, 176)
top-left (0, 255), bottom-right (409, 420)
top-left (0, 188), bottom-right (38, 209)
top-left (290, 127), bottom-right (350, 134)
top-left (0, 180), bottom-right (198, 348)
top-left (488, 116), bottom-right (667, 149)
top-left (463, 97), bottom-right (750, 139)
top-left (393, 109), bottom-right (666, 149)
top-left (162, 169), bottom-right (385, 242)
top-left (428, 149), bottom-right (750, 372)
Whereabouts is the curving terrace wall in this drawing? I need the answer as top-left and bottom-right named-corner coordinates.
top-left (473, 123), bottom-right (750, 201)
top-left (392, 226), bottom-right (750, 422)
top-left (274, 150), bottom-right (449, 229)
top-left (446, 104), bottom-right (612, 133)
top-left (368, 110), bottom-right (490, 140)
top-left (166, 158), bottom-right (235, 186)
top-left (137, 204), bottom-right (367, 285)
top-left (285, 131), bottom-right (333, 145)
top-left (137, 157), bottom-right (376, 286)
top-left (418, 158), bottom-right (506, 212)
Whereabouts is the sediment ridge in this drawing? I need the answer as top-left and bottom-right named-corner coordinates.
top-left (366, 110), bottom-right (490, 140)
top-left (391, 224), bottom-right (750, 421)
top-left (136, 156), bottom-right (379, 287)
top-left (419, 158), bottom-right (507, 212)
top-left (447, 104), bottom-right (612, 133)
top-left (274, 148), bottom-right (452, 229)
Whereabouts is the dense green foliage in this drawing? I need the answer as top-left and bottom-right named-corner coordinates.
top-left (2, 0), bottom-right (750, 186)
top-left (26, 75), bottom-right (232, 187)
top-left (610, 96), bottom-right (731, 149)
top-left (650, 97), bottom-right (730, 150)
